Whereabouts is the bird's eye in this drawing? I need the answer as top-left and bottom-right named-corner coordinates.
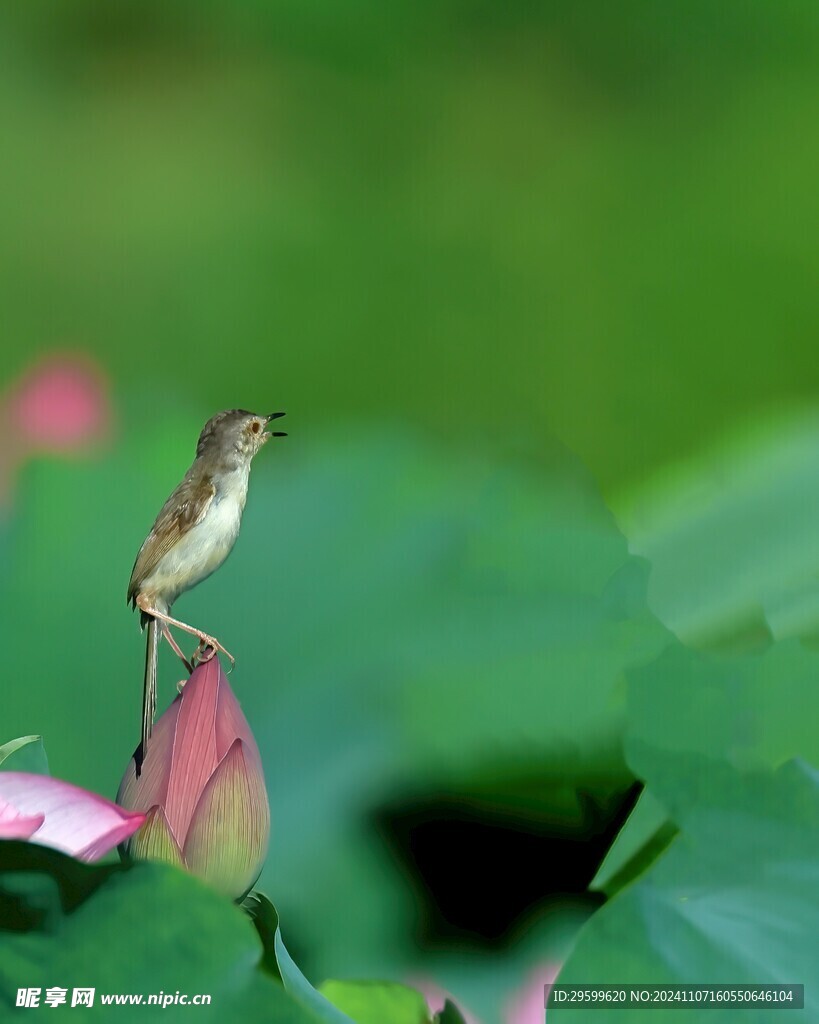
top-left (251, 421), bottom-right (260, 434)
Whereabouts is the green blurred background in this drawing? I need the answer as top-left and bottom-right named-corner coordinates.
top-left (1, 3), bottom-right (818, 1021)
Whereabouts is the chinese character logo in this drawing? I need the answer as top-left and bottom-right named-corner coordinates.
top-left (45, 987), bottom-right (68, 1007)
top-left (71, 987), bottom-right (96, 1007)
top-left (16, 988), bottom-right (41, 1008)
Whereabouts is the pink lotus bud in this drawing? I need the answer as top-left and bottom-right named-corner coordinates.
top-left (117, 658), bottom-right (270, 901)
top-left (0, 774), bottom-right (144, 859)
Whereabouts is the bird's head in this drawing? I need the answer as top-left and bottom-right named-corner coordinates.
top-left (196, 409), bottom-right (286, 463)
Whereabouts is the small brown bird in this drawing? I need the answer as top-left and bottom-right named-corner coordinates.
top-left (128, 409), bottom-right (286, 773)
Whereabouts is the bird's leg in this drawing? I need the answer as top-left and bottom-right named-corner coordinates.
top-left (160, 622), bottom-right (194, 674)
top-left (136, 596), bottom-right (235, 667)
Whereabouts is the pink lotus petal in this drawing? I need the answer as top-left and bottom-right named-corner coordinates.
top-left (165, 659), bottom-right (221, 843)
top-left (183, 738), bottom-right (270, 899)
top-left (505, 964), bottom-right (561, 1024)
top-left (409, 979), bottom-right (480, 1024)
top-left (117, 694), bottom-right (183, 817)
top-left (0, 773), bottom-right (144, 861)
top-left (5, 353), bottom-right (111, 451)
top-left (214, 667), bottom-right (260, 763)
top-left (0, 796), bottom-right (44, 841)
top-left (78, 817), bottom-right (152, 861)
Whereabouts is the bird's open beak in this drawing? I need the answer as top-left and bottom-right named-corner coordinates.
top-left (262, 411), bottom-right (287, 442)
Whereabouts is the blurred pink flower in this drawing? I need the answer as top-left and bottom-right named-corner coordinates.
top-left (410, 979), bottom-right (480, 1024)
top-left (0, 352), bottom-right (112, 506)
top-left (505, 963), bottom-right (561, 1023)
top-left (4, 353), bottom-right (111, 452)
top-left (118, 657), bottom-right (270, 901)
top-left (411, 961), bottom-right (561, 1024)
top-left (0, 772), bottom-right (144, 859)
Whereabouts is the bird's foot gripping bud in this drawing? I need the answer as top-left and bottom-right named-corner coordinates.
top-left (193, 635), bottom-right (234, 668)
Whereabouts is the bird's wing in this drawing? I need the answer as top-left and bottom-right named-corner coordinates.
top-left (127, 474), bottom-right (216, 605)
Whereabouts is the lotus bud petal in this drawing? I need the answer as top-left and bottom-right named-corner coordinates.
top-left (118, 658), bottom-right (270, 900)
top-left (183, 739), bottom-right (270, 899)
top-left (126, 806), bottom-right (184, 869)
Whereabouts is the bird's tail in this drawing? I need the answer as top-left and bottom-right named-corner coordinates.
top-left (136, 617), bottom-right (158, 778)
